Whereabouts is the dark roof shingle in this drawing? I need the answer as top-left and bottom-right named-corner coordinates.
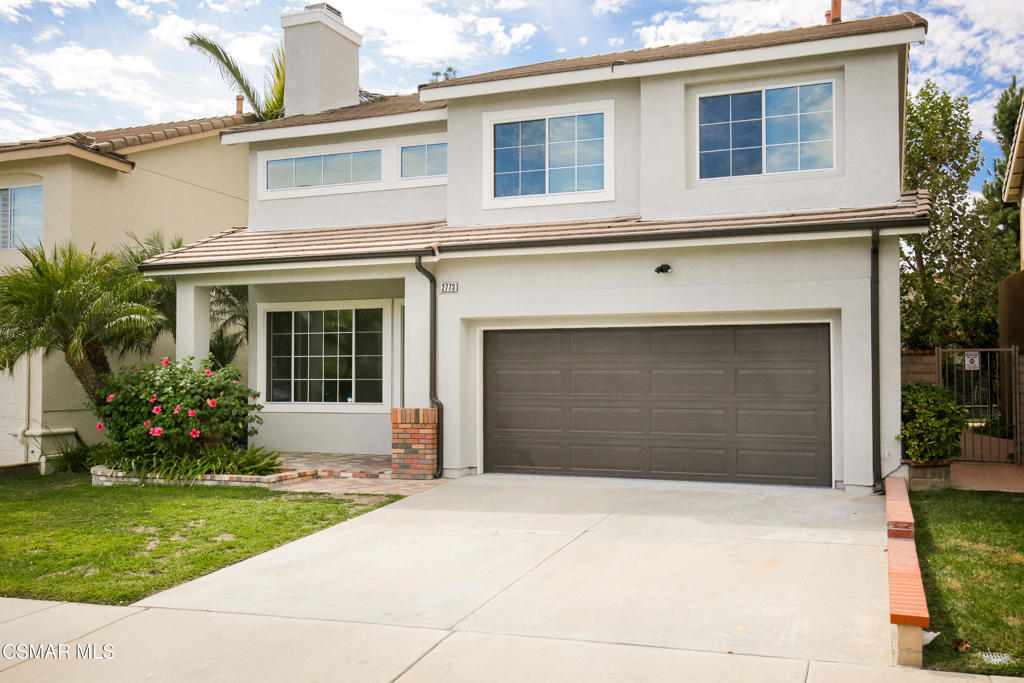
top-left (420, 13), bottom-right (928, 91)
top-left (141, 191), bottom-right (931, 271)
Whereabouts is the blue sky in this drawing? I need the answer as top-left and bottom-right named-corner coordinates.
top-left (0, 0), bottom-right (1020, 192)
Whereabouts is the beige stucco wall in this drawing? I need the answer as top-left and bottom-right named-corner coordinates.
top-left (0, 134), bottom-right (249, 462)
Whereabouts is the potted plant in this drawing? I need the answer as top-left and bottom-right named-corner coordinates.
top-left (899, 382), bottom-right (967, 490)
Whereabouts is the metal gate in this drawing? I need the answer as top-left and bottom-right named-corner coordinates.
top-left (938, 347), bottom-right (1022, 463)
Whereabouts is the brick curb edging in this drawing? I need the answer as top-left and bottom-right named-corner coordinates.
top-left (90, 465), bottom-right (318, 488)
top-left (885, 475), bottom-right (930, 668)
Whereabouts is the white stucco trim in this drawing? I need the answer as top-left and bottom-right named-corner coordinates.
top-left (222, 109), bottom-right (449, 145)
top-left (480, 99), bottom-right (615, 210)
top-left (419, 28), bottom-right (926, 101)
top-left (469, 313), bottom-right (841, 487)
top-left (255, 298), bottom-right (394, 414)
top-left (281, 6), bottom-right (363, 46)
top-left (255, 132), bottom-right (447, 201)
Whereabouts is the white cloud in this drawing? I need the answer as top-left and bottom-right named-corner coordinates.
top-left (473, 17), bottom-right (537, 55)
top-left (33, 24), bottom-right (61, 41)
top-left (608, 37), bottom-right (624, 48)
top-left (201, 0), bottom-right (257, 13)
top-left (148, 13), bottom-right (216, 50)
top-left (592, 0), bottom-right (628, 17)
top-left (223, 26), bottom-right (279, 67)
top-left (634, 12), bottom-right (710, 47)
top-left (489, 0), bottom-right (528, 9)
top-left (578, 36), bottom-right (588, 46)
top-left (0, 0), bottom-right (91, 21)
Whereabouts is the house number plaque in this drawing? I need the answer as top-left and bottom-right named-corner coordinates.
top-left (440, 282), bottom-right (459, 294)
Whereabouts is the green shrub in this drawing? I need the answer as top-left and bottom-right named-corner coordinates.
top-left (52, 442), bottom-right (93, 473)
top-left (900, 382), bottom-right (968, 464)
top-left (93, 356), bottom-right (263, 461)
top-left (92, 445), bottom-right (280, 483)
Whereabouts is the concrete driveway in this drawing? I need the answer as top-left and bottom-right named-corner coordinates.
top-left (4, 475), bottom-right (991, 681)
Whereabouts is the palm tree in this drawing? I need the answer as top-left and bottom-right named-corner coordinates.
top-left (118, 231), bottom-right (184, 332)
top-left (210, 284), bottom-right (248, 368)
top-left (187, 33), bottom-right (388, 120)
top-left (187, 34), bottom-right (286, 121)
top-left (0, 243), bottom-right (164, 403)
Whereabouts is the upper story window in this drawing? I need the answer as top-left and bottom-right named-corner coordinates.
top-left (493, 113), bottom-right (605, 197)
top-left (0, 185), bottom-right (43, 249)
top-left (698, 82), bottom-right (834, 179)
top-left (401, 143), bottom-right (447, 178)
top-left (266, 150), bottom-right (382, 190)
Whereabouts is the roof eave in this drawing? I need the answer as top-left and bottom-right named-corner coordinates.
top-left (221, 108), bottom-right (448, 145)
top-left (137, 214), bottom-right (930, 274)
top-left (1002, 99), bottom-right (1024, 202)
top-left (418, 26), bottom-right (927, 102)
top-left (0, 144), bottom-right (134, 173)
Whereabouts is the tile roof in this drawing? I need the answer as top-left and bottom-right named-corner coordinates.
top-left (141, 191), bottom-right (931, 271)
top-left (1003, 96), bottom-right (1024, 201)
top-left (221, 95), bottom-right (447, 135)
top-left (420, 13), bottom-right (928, 92)
top-left (0, 113), bottom-right (256, 162)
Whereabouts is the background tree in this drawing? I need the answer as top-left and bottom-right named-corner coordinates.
top-left (430, 66), bottom-right (457, 83)
top-left (209, 284), bottom-right (248, 368)
top-left (0, 243), bottom-right (163, 402)
top-left (118, 231), bottom-right (184, 332)
top-left (901, 80), bottom-right (1016, 348)
top-left (978, 75), bottom-right (1023, 260)
top-left (187, 34), bottom-right (286, 121)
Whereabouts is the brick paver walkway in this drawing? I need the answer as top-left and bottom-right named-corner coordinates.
top-left (272, 476), bottom-right (450, 496)
top-left (279, 452), bottom-right (391, 476)
top-left (952, 462), bottom-right (1024, 492)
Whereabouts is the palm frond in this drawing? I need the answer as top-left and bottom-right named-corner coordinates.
top-left (263, 44), bottom-right (285, 120)
top-left (186, 33), bottom-right (267, 120)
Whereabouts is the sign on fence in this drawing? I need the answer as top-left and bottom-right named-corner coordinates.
top-left (964, 350), bottom-right (980, 371)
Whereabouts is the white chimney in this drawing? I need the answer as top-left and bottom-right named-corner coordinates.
top-left (281, 3), bottom-right (362, 116)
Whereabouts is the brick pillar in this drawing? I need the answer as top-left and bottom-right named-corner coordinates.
top-left (901, 350), bottom-right (938, 385)
top-left (391, 408), bottom-right (438, 480)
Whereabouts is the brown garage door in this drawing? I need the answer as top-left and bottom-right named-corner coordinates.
top-left (484, 324), bottom-right (831, 486)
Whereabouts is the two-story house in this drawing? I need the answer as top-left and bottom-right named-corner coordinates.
top-left (142, 4), bottom-right (931, 490)
top-left (0, 113), bottom-right (251, 467)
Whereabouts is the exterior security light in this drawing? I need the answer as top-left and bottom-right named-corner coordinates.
top-left (654, 264), bottom-right (672, 274)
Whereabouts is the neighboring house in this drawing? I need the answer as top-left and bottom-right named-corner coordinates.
top-left (142, 4), bottom-right (932, 490)
top-left (998, 98), bottom-right (1024, 347)
top-left (0, 113), bottom-right (252, 466)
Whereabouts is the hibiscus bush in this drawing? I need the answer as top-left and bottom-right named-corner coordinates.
top-left (92, 356), bottom-right (264, 461)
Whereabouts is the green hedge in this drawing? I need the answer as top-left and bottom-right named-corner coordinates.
top-left (900, 382), bottom-right (968, 464)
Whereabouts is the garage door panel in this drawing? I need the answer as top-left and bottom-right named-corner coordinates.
top-left (734, 324), bottom-right (829, 359)
top-left (735, 367), bottom-right (827, 398)
top-left (570, 369), bottom-right (646, 396)
top-left (493, 406), bottom-right (564, 432)
top-left (570, 444), bottom-right (645, 473)
top-left (569, 329), bottom-right (649, 357)
top-left (650, 327), bottom-right (731, 359)
top-left (488, 440), bottom-right (565, 470)
top-left (570, 407), bottom-right (646, 434)
top-left (736, 446), bottom-right (828, 481)
top-left (651, 408), bottom-right (729, 436)
top-left (650, 369), bottom-right (731, 396)
top-left (484, 325), bottom-right (831, 486)
top-left (650, 446), bottom-right (731, 476)
top-left (487, 331), bottom-right (563, 359)
top-left (736, 408), bottom-right (829, 440)
top-left (492, 369), bottom-right (563, 395)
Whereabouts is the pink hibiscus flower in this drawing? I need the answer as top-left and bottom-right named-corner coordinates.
top-left (106, 394), bottom-right (115, 403)
top-left (206, 399), bottom-right (217, 408)
top-left (161, 358), bottom-right (170, 367)
top-left (149, 427), bottom-right (163, 436)
top-left (95, 422), bottom-right (104, 431)
top-left (149, 395), bottom-right (157, 403)
top-left (173, 405), bottom-right (181, 414)
top-left (143, 420), bottom-right (151, 427)
top-left (152, 406), bottom-right (162, 414)
top-left (204, 369), bottom-right (213, 376)
top-left (187, 409), bottom-right (196, 417)
top-left (189, 429), bottom-right (201, 439)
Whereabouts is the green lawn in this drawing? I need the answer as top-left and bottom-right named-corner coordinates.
top-left (0, 474), bottom-right (398, 605)
top-left (911, 489), bottom-right (1024, 677)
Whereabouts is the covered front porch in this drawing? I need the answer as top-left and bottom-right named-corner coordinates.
top-left (172, 259), bottom-right (441, 479)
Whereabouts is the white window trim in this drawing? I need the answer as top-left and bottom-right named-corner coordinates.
top-left (0, 182), bottom-right (43, 251)
top-left (399, 141), bottom-right (448, 180)
top-left (481, 99), bottom-right (615, 210)
top-left (256, 299), bottom-right (394, 414)
top-left (694, 78), bottom-right (838, 182)
top-left (256, 133), bottom-right (447, 201)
